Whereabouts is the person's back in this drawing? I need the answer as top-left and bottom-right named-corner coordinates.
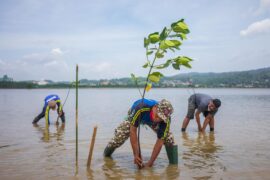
top-left (130, 99), bottom-right (158, 126)
top-left (44, 94), bottom-right (60, 106)
top-left (193, 93), bottom-right (212, 112)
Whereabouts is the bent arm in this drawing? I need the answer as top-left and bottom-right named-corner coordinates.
top-left (130, 125), bottom-right (139, 157)
top-left (202, 114), bottom-right (213, 132)
top-left (195, 110), bottom-right (202, 131)
top-left (146, 138), bottom-right (164, 167)
top-left (130, 125), bottom-right (142, 167)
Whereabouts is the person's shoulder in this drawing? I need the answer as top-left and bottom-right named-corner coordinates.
top-left (132, 99), bottom-right (157, 108)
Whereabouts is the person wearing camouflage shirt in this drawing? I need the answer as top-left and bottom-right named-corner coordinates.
top-left (104, 98), bottom-right (175, 168)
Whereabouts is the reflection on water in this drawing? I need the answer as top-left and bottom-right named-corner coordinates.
top-left (98, 157), bottom-right (180, 180)
top-left (181, 132), bottom-right (225, 179)
top-left (33, 123), bottom-right (65, 142)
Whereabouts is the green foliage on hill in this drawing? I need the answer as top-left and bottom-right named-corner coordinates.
top-left (1, 67), bottom-right (269, 88)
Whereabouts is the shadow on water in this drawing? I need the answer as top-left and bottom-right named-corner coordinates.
top-left (181, 132), bottom-right (226, 179)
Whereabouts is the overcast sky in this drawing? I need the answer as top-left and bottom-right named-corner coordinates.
top-left (0, 0), bottom-right (269, 81)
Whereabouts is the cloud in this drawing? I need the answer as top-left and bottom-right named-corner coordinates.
top-left (0, 59), bottom-right (5, 65)
top-left (80, 62), bottom-right (111, 73)
top-left (240, 19), bottom-right (270, 36)
top-left (255, 0), bottom-right (270, 15)
top-left (0, 48), bottom-right (70, 80)
top-left (51, 48), bottom-right (63, 56)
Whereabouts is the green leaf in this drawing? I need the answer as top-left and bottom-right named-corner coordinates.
top-left (144, 37), bottom-right (150, 48)
top-left (149, 74), bottom-right (160, 83)
top-left (142, 60), bottom-right (151, 68)
top-left (142, 62), bottom-right (148, 68)
top-left (164, 40), bottom-right (181, 48)
top-left (172, 63), bottom-right (180, 70)
top-left (151, 71), bottom-right (164, 77)
top-left (164, 40), bottom-right (175, 47)
top-left (155, 60), bottom-right (172, 69)
top-left (177, 21), bottom-right (188, 30)
top-left (147, 51), bottom-right (153, 55)
top-left (160, 41), bottom-right (169, 50)
top-left (178, 33), bottom-right (187, 40)
top-left (148, 32), bottom-right (160, 44)
top-left (174, 56), bottom-right (193, 69)
top-left (160, 27), bottom-right (167, 41)
top-left (156, 52), bottom-right (164, 58)
top-left (182, 63), bottom-right (192, 68)
top-left (171, 40), bottom-right (181, 47)
top-left (171, 20), bottom-right (190, 34)
top-left (148, 72), bottom-right (164, 83)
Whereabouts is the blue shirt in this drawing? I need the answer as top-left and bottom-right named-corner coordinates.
top-left (129, 99), bottom-right (170, 140)
top-left (44, 94), bottom-right (60, 106)
top-left (43, 94), bottom-right (62, 124)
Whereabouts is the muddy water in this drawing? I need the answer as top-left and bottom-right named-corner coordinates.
top-left (0, 88), bottom-right (270, 179)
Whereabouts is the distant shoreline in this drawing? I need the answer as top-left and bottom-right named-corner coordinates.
top-left (0, 86), bottom-right (269, 89)
top-left (1, 67), bottom-right (270, 88)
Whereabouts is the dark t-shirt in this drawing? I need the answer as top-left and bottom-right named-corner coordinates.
top-left (192, 93), bottom-right (218, 116)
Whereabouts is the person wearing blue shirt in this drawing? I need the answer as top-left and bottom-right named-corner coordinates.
top-left (104, 98), bottom-right (175, 168)
top-left (32, 94), bottom-right (65, 125)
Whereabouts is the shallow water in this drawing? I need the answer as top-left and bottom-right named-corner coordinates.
top-left (0, 88), bottom-right (270, 179)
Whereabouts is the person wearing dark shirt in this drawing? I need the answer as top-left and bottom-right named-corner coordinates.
top-left (181, 93), bottom-right (221, 132)
top-left (32, 94), bottom-right (65, 125)
top-left (104, 99), bottom-right (175, 168)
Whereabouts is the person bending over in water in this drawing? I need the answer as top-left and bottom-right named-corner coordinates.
top-left (181, 93), bottom-right (221, 132)
top-left (104, 99), bottom-right (175, 168)
top-left (32, 94), bottom-right (65, 125)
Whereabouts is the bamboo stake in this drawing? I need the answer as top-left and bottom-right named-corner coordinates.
top-left (76, 64), bottom-right (79, 167)
top-left (87, 126), bottom-right (98, 168)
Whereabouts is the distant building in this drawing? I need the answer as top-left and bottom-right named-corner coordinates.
top-left (37, 80), bottom-right (49, 85)
top-left (0, 75), bottom-right (13, 82)
top-left (99, 80), bottom-right (110, 86)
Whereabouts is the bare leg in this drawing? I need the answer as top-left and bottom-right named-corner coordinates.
top-left (181, 117), bottom-right (190, 132)
top-left (209, 118), bottom-right (215, 131)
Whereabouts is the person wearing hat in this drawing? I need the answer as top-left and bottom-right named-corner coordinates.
top-left (104, 98), bottom-right (175, 168)
top-left (32, 94), bottom-right (65, 125)
top-left (181, 93), bottom-right (221, 132)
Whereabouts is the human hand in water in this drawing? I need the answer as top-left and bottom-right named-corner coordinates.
top-left (58, 111), bottom-right (63, 116)
top-left (134, 155), bottom-right (143, 168)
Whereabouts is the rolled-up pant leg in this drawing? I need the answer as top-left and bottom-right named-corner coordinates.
top-left (33, 106), bottom-right (46, 123)
top-left (60, 111), bottom-right (65, 123)
top-left (164, 132), bottom-right (175, 146)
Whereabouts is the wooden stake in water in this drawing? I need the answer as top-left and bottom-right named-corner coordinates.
top-left (76, 65), bottom-right (79, 167)
top-left (87, 126), bottom-right (98, 168)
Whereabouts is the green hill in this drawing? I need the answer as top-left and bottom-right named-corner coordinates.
top-left (1, 67), bottom-right (270, 88)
